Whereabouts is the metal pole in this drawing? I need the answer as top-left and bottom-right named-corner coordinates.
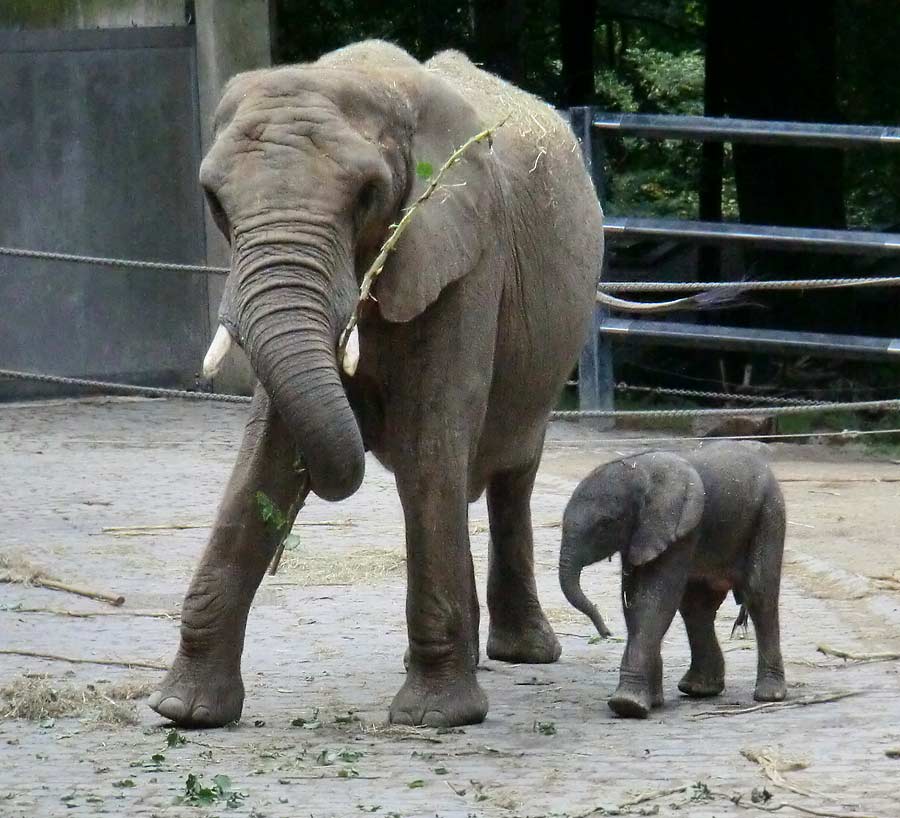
top-left (571, 106), bottom-right (615, 423)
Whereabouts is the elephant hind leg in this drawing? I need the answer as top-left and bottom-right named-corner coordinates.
top-left (743, 498), bottom-right (787, 702)
top-left (677, 582), bottom-right (728, 698)
top-left (485, 451), bottom-right (561, 664)
top-left (149, 387), bottom-right (306, 728)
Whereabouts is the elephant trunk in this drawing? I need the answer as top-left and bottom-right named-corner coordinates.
top-left (559, 552), bottom-right (612, 638)
top-left (229, 233), bottom-right (364, 502)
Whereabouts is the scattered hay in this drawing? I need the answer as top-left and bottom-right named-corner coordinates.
top-left (0, 674), bottom-right (155, 725)
top-left (544, 607), bottom-right (591, 626)
top-left (0, 552), bottom-right (54, 583)
top-left (280, 548), bottom-right (405, 585)
top-left (741, 746), bottom-right (831, 801)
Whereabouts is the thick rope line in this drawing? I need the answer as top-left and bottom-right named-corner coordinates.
top-left (0, 369), bottom-right (251, 404)
top-left (0, 245), bottom-right (229, 275)
top-left (616, 383), bottom-right (824, 406)
top-left (4, 244), bottom-right (900, 293)
top-left (551, 397), bottom-right (900, 419)
top-left (2, 368), bottom-right (899, 418)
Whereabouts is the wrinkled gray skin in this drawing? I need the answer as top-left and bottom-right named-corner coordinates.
top-left (148, 41), bottom-right (603, 728)
top-left (559, 441), bottom-right (786, 718)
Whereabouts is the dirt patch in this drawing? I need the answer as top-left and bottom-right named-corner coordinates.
top-left (1, 400), bottom-right (900, 817)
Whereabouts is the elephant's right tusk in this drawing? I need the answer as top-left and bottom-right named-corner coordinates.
top-left (341, 325), bottom-right (360, 377)
top-left (202, 324), bottom-right (234, 379)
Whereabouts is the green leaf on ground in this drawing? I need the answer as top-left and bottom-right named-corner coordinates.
top-left (415, 161), bottom-right (433, 180)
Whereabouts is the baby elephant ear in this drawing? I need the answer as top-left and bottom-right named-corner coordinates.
top-left (627, 455), bottom-right (705, 567)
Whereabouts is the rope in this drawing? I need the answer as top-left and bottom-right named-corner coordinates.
top-left (548, 427), bottom-right (900, 445)
top-left (597, 276), bottom-right (900, 293)
top-left (0, 245), bottom-right (228, 276)
top-left (3, 244), bottom-right (900, 293)
top-left (615, 383), bottom-right (823, 406)
top-left (0, 369), bottom-right (251, 404)
top-left (3, 369), bottom-right (898, 418)
top-left (549, 397), bottom-right (900, 419)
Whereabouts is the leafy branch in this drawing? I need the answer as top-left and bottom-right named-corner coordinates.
top-left (337, 114), bottom-right (511, 367)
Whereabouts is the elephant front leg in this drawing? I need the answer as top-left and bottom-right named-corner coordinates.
top-left (486, 455), bottom-right (561, 664)
top-left (149, 387), bottom-right (306, 727)
top-left (609, 543), bottom-right (692, 719)
top-left (389, 466), bottom-right (488, 728)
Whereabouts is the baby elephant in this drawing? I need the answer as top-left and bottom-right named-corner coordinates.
top-left (559, 441), bottom-right (786, 718)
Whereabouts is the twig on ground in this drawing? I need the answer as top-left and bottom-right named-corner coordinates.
top-left (741, 747), bottom-right (827, 800)
top-left (1, 607), bottom-right (177, 619)
top-left (693, 690), bottom-right (861, 718)
top-left (817, 645), bottom-right (900, 662)
top-left (736, 800), bottom-right (888, 818)
top-left (618, 783), bottom-right (694, 808)
top-left (336, 114), bottom-right (511, 366)
top-left (1, 573), bottom-right (124, 607)
top-left (0, 649), bottom-right (167, 671)
top-left (102, 523), bottom-right (208, 536)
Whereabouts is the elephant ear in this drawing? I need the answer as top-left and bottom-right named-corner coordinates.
top-left (626, 454), bottom-right (705, 567)
top-left (374, 75), bottom-right (496, 323)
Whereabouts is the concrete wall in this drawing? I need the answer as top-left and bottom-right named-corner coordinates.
top-left (0, 0), bottom-right (187, 29)
top-left (1, 0), bottom-right (271, 395)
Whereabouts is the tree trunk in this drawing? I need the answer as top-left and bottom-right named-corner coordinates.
top-left (472, 0), bottom-right (525, 83)
top-left (560, 0), bottom-right (598, 106)
top-left (714, 0), bottom-right (850, 333)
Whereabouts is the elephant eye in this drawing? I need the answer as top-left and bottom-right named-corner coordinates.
top-left (356, 182), bottom-right (378, 218)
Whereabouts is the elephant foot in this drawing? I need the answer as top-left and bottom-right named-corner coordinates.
top-left (148, 651), bottom-right (244, 728)
top-left (678, 668), bottom-right (725, 698)
top-left (487, 610), bottom-right (561, 664)
top-left (608, 687), bottom-right (652, 719)
top-left (754, 674), bottom-right (786, 702)
top-left (609, 670), bottom-right (657, 719)
top-left (389, 669), bottom-right (488, 728)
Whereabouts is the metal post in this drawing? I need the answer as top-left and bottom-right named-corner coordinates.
top-left (571, 106), bottom-right (615, 424)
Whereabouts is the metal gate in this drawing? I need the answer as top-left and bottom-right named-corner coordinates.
top-left (0, 26), bottom-right (208, 398)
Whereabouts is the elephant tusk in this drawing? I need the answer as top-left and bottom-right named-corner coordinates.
top-left (202, 324), bottom-right (234, 379)
top-left (341, 325), bottom-right (360, 377)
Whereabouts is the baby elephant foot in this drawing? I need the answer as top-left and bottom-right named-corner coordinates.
top-left (609, 672), bottom-right (654, 719)
top-left (754, 674), bottom-right (786, 702)
top-left (487, 610), bottom-right (562, 664)
top-left (678, 668), bottom-right (725, 698)
top-left (389, 669), bottom-right (488, 728)
top-left (148, 651), bottom-right (244, 728)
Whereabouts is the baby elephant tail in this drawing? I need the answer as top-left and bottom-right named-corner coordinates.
top-left (730, 602), bottom-right (750, 638)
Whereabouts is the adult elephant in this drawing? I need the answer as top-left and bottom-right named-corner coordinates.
top-left (149, 41), bottom-right (603, 728)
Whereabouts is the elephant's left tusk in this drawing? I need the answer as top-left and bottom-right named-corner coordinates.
top-left (202, 324), bottom-right (234, 379)
top-left (341, 325), bottom-right (360, 377)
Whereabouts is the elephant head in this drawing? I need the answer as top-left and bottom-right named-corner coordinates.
top-left (559, 453), bottom-right (706, 636)
top-left (198, 43), bottom-right (497, 501)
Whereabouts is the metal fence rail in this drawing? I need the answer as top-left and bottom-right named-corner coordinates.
top-left (603, 217), bottom-right (900, 255)
top-left (592, 112), bottom-right (900, 148)
top-left (577, 108), bottom-right (900, 414)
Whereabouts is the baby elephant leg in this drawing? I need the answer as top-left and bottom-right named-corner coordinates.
top-left (609, 540), bottom-right (693, 719)
top-left (678, 582), bottom-right (728, 697)
top-left (743, 499), bottom-right (787, 702)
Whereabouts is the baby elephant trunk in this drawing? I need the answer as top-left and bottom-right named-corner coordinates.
top-left (558, 554), bottom-right (612, 638)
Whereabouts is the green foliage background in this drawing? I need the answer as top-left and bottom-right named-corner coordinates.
top-left (274, 0), bottom-right (898, 229)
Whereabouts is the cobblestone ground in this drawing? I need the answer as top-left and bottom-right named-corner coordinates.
top-left (1, 398), bottom-right (899, 817)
